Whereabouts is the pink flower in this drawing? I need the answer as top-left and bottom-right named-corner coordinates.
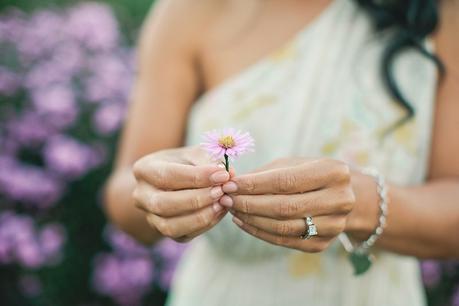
top-left (201, 128), bottom-right (254, 170)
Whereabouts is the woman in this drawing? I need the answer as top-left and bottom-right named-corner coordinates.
top-left (105, 0), bottom-right (459, 305)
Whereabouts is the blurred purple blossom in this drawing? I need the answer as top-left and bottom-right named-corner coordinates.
top-left (0, 157), bottom-right (64, 208)
top-left (43, 135), bottom-right (102, 179)
top-left (0, 2), bottom-right (190, 304)
top-left (93, 103), bottom-right (126, 135)
top-left (66, 2), bottom-right (119, 51)
top-left (32, 85), bottom-right (78, 128)
top-left (84, 54), bottom-right (131, 102)
top-left (96, 226), bottom-right (187, 301)
top-left (0, 211), bottom-right (66, 268)
top-left (38, 223), bottom-right (66, 260)
top-left (0, 9), bottom-right (25, 43)
top-left (157, 263), bottom-right (177, 290)
top-left (104, 225), bottom-right (151, 257)
top-left (0, 67), bottom-right (21, 95)
top-left (453, 287), bottom-right (459, 306)
top-left (16, 239), bottom-right (45, 268)
top-left (51, 42), bottom-right (85, 76)
top-left (93, 253), bottom-right (154, 306)
top-left (0, 2), bottom-right (131, 213)
top-left (16, 11), bottom-right (64, 62)
top-left (421, 260), bottom-right (442, 288)
top-left (154, 239), bottom-right (187, 289)
top-left (6, 112), bottom-right (54, 147)
top-left (25, 60), bottom-right (73, 90)
top-left (154, 238), bottom-right (188, 264)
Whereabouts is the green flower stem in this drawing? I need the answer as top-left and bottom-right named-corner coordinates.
top-left (224, 154), bottom-right (229, 172)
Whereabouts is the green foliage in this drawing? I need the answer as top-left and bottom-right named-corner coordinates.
top-left (0, 0), bottom-right (155, 42)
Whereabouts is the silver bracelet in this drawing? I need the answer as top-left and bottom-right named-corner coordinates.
top-left (338, 167), bottom-right (389, 275)
top-left (358, 167), bottom-right (389, 251)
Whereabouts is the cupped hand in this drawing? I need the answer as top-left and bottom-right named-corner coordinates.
top-left (220, 158), bottom-right (355, 252)
top-left (132, 146), bottom-right (233, 242)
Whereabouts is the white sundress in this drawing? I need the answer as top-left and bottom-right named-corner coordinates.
top-left (167, 0), bottom-right (438, 305)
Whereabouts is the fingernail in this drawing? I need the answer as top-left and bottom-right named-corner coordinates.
top-left (219, 195), bottom-right (233, 208)
top-left (210, 186), bottom-right (223, 199)
top-left (210, 171), bottom-right (230, 183)
top-left (222, 181), bottom-right (237, 193)
top-left (232, 216), bottom-right (243, 226)
top-left (213, 202), bottom-right (223, 213)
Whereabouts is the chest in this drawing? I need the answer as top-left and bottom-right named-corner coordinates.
top-left (198, 0), bottom-right (334, 91)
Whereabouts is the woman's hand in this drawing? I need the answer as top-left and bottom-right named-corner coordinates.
top-left (219, 158), bottom-right (356, 252)
top-left (132, 146), bottom-right (231, 242)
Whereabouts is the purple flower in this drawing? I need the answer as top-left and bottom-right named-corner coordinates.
top-left (0, 211), bottom-right (24, 264)
top-left (0, 212), bottom-right (65, 268)
top-left (157, 263), bottom-right (177, 290)
top-left (6, 112), bottom-right (54, 146)
top-left (201, 128), bottom-right (255, 171)
top-left (421, 260), bottom-right (442, 288)
top-left (43, 135), bottom-right (101, 179)
top-left (38, 223), bottom-right (66, 260)
top-left (32, 85), bottom-right (78, 128)
top-left (122, 257), bottom-right (154, 287)
top-left (93, 103), bottom-right (126, 135)
top-left (50, 42), bottom-right (85, 77)
top-left (452, 286), bottom-right (459, 306)
top-left (16, 239), bottom-right (45, 268)
top-left (93, 253), bottom-right (154, 306)
top-left (25, 61), bottom-right (72, 90)
top-left (16, 11), bottom-right (64, 62)
top-left (0, 9), bottom-right (25, 43)
top-left (154, 239), bottom-right (187, 289)
top-left (0, 67), bottom-right (21, 96)
top-left (0, 158), bottom-right (63, 208)
top-left (154, 238), bottom-right (187, 264)
top-left (84, 55), bottom-right (131, 102)
top-left (65, 3), bottom-right (119, 51)
top-left (104, 225), bottom-right (150, 256)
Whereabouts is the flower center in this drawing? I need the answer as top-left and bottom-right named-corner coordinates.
top-left (218, 135), bottom-right (235, 149)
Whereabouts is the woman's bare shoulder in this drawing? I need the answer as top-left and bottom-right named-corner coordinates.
top-left (138, 0), bottom-right (228, 53)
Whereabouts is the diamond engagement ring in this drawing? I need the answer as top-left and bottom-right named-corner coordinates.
top-left (300, 216), bottom-right (318, 240)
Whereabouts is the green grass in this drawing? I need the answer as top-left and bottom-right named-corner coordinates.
top-left (0, 0), bottom-right (155, 42)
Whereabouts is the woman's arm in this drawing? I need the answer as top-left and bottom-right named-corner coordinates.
top-left (346, 2), bottom-right (459, 259)
top-left (104, 0), bottom-right (210, 244)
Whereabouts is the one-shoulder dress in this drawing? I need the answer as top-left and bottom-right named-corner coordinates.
top-left (167, 0), bottom-right (437, 305)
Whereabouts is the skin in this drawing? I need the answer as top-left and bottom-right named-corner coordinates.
top-left (104, 0), bottom-right (459, 258)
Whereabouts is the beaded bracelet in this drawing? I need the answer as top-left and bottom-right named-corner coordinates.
top-left (338, 167), bottom-right (389, 276)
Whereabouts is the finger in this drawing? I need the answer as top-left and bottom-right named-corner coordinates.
top-left (229, 166), bottom-right (236, 179)
top-left (232, 219), bottom-right (330, 253)
top-left (133, 159), bottom-right (230, 190)
top-left (134, 183), bottom-right (224, 217)
top-left (250, 157), bottom-right (307, 173)
top-left (231, 212), bottom-right (346, 238)
top-left (146, 203), bottom-right (226, 238)
top-left (223, 159), bottom-right (349, 195)
top-left (175, 210), bottom-right (228, 242)
top-left (222, 187), bottom-right (354, 219)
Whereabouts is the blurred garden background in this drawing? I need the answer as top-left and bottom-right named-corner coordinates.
top-left (0, 0), bottom-right (458, 305)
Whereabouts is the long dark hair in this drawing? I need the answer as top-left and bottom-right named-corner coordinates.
top-left (355, 0), bottom-right (444, 129)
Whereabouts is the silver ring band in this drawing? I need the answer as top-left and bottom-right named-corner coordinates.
top-left (300, 216), bottom-right (318, 240)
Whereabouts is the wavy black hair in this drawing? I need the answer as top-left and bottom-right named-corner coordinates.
top-left (355, 0), bottom-right (444, 129)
